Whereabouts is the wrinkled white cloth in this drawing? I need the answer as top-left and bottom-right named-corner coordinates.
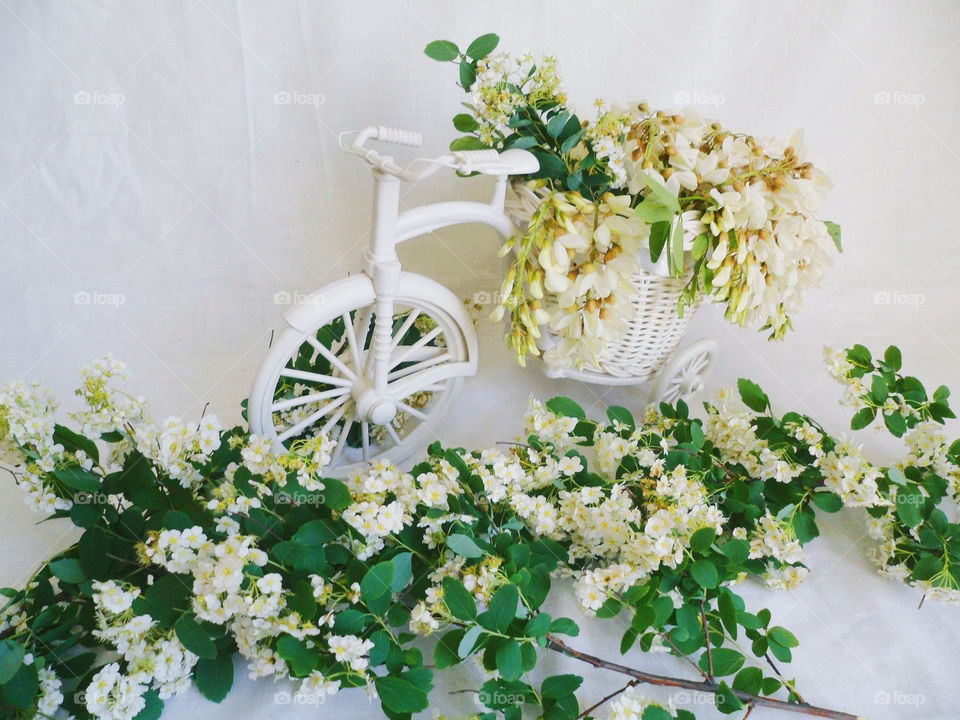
top-left (2, 1), bottom-right (959, 717)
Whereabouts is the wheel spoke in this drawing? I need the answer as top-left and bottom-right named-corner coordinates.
top-left (319, 403), bottom-right (349, 437)
top-left (396, 401), bottom-right (428, 422)
top-left (330, 420), bottom-right (351, 467)
top-left (361, 421), bottom-right (370, 462)
top-left (279, 367), bottom-right (353, 387)
top-left (277, 394), bottom-right (350, 443)
top-left (271, 386), bottom-right (349, 412)
top-left (390, 327), bottom-right (443, 369)
top-left (304, 336), bottom-right (356, 380)
top-left (342, 312), bottom-right (363, 370)
top-left (389, 310), bottom-right (421, 350)
top-left (387, 352), bottom-right (451, 382)
top-left (384, 422), bottom-right (403, 446)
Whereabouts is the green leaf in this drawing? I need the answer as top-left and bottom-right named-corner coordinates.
top-left (459, 61), bottom-right (477, 91)
top-left (541, 674), bottom-right (583, 699)
top-left (320, 478), bottom-right (352, 510)
top-left (0, 662), bottom-right (36, 709)
top-left (360, 561), bottom-right (395, 602)
top-left (450, 135), bottom-right (490, 152)
top-left (870, 374), bottom-right (889, 404)
top-left (482, 584), bottom-right (519, 633)
top-left (884, 412), bottom-right (907, 437)
top-left (895, 484), bottom-right (925, 528)
top-left (447, 533), bottom-right (484, 559)
top-left (642, 707), bottom-right (673, 720)
top-left (732, 666), bottom-right (763, 694)
top-left (132, 690), bottom-right (163, 720)
top-left (54, 424), bottom-right (99, 462)
top-left (883, 345), bottom-right (902, 371)
top-left (435, 629), bottom-right (465, 669)
top-left (768, 626), bottom-right (799, 648)
top-left (719, 539), bottom-right (749, 564)
top-left (465, 33), bottom-right (499, 60)
top-left (293, 519), bottom-right (337, 546)
top-left (690, 527), bottom-right (717, 552)
top-left (850, 407), bottom-right (876, 430)
top-left (175, 616), bottom-right (217, 660)
top-left (276, 635), bottom-right (316, 676)
top-left (545, 397), bottom-right (585, 419)
top-left (54, 466), bottom-right (100, 493)
top-left (49, 558), bottom-right (85, 584)
top-left (496, 640), bottom-right (523, 681)
top-left (424, 40), bottom-right (459, 61)
top-left (458, 625), bottom-right (484, 658)
top-left (391, 552), bottom-right (412, 592)
top-left (606, 406), bottom-right (635, 430)
top-left (442, 577), bottom-right (477, 621)
top-left (690, 559), bottom-right (718, 588)
top-left (635, 198), bottom-right (676, 224)
top-left (637, 173), bottom-right (680, 213)
top-left (811, 491), bottom-right (843, 513)
top-left (737, 379), bottom-right (769, 413)
top-left (700, 648), bottom-right (745, 676)
top-left (692, 232), bottom-right (709, 259)
top-left (824, 221), bottom-right (842, 252)
top-left (714, 680), bottom-right (745, 713)
top-left (887, 467), bottom-right (908, 486)
top-left (717, 591), bottom-right (738, 639)
top-left (375, 675), bottom-right (430, 713)
top-left (669, 214), bottom-right (685, 276)
top-left (453, 113), bottom-right (479, 132)
top-left (649, 219), bottom-right (670, 262)
top-left (0, 640), bottom-right (25, 684)
top-left (549, 617), bottom-right (580, 636)
top-left (194, 652), bottom-right (234, 703)
top-left (546, 111), bottom-right (571, 139)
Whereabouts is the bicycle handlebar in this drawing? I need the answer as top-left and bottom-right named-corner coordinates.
top-left (342, 126), bottom-right (539, 182)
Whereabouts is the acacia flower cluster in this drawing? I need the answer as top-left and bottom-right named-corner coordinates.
top-left (429, 34), bottom-right (840, 369)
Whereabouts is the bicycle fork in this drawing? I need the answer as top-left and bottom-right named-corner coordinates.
top-left (352, 171), bottom-right (403, 425)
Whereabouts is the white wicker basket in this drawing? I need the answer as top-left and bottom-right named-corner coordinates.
top-left (505, 181), bottom-right (699, 384)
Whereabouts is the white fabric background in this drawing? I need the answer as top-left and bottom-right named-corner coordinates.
top-left (2, 1), bottom-right (959, 718)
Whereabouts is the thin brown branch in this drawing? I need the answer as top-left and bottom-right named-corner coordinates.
top-left (578, 679), bottom-right (638, 719)
top-left (546, 636), bottom-right (860, 720)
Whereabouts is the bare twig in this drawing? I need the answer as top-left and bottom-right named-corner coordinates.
top-left (578, 679), bottom-right (638, 719)
top-left (546, 636), bottom-right (860, 720)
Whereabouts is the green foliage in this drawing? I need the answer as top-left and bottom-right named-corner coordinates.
top-left (6, 340), bottom-right (956, 720)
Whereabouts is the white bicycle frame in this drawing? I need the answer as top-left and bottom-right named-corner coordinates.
top-left (285, 126), bottom-right (532, 425)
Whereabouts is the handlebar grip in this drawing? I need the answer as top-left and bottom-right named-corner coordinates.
top-left (376, 126), bottom-right (423, 147)
top-left (453, 150), bottom-right (500, 162)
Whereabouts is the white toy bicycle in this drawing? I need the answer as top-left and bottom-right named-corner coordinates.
top-left (249, 126), bottom-right (538, 474)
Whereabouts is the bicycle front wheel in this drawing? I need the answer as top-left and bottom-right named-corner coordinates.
top-left (249, 274), bottom-right (476, 475)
